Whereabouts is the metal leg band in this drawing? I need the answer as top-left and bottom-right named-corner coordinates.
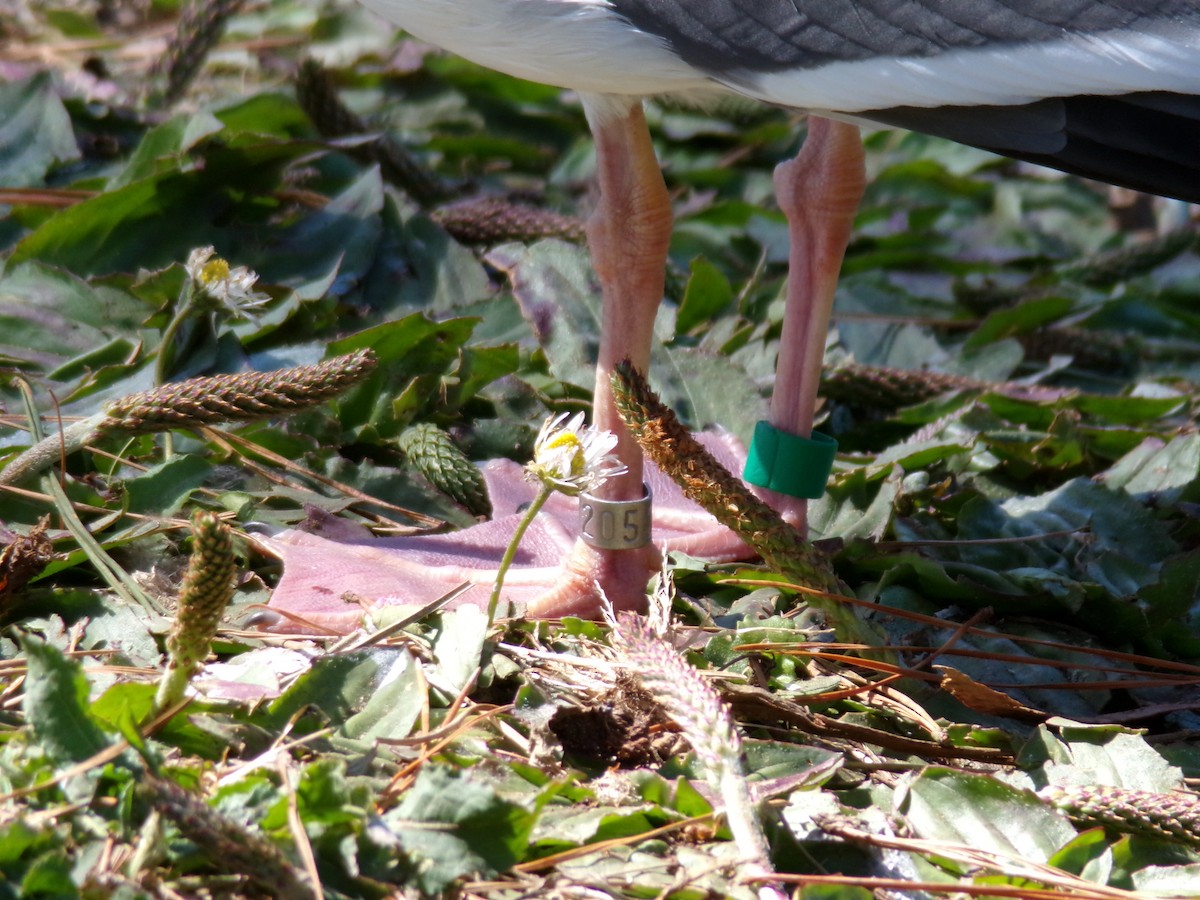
top-left (579, 484), bottom-right (652, 550)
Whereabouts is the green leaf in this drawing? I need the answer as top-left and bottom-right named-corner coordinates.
top-left (1102, 433), bottom-right (1200, 503)
top-left (284, 758), bottom-right (363, 834)
top-left (488, 239), bottom-right (600, 392)
top-left (19, 850), bottom-right (78, 899)
top-left (1047, 829), bottom-right (1112, 884)
top-left (965, 294), bottom-right (1074, 350)
top-left (90, 683), bottom-right (158, 735)
top-left (384, 765), bottom-right (535, 895)
top-left (124, 455), bottom-right (215, 515)
top-left (0, 73), bottom-right (79, 187)
top-left (259, 164), bottom-right (383, 290)
top-left (9, 141), bottom-right (304, 275)
top-left (1040, 726), bottom-right (1182, 793)
top-left (0, 262), bottom-right (152, 377)
top-left (432, 605), bottom-right (489, 695)
top-left (339, 651), bottom-right (424, 742)
top-left (261, 652), bottom-right (385, 732)
top-left (900, 768), bottom-right (1075, 862)
top-left (328, 314), bottom-right (477, 435)
top-left (810, 466), bottom-right (899, 542)
top-left (109, 112), bottom-right (224, 188)
top-left (676, 256), bottom-right (734, 336)
top-left (652, 347), bottom-right (766, 444)
top-left (1132, 863), bottom-right (1200, 895)
top-left (1140, 551), bottom-right (1200, 656)
top-left (20, 634), bottom-right (109, 765)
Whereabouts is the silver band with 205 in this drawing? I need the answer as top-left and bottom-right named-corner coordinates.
top-left (579, 484), bottom-right (652, 550)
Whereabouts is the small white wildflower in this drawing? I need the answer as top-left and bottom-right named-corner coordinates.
top-left (184, 246), bottom-right (270, 317)
top-left (527, 411), bottom-right (627, 496)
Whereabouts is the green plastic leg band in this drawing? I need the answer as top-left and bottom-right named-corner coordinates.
top-left (742, 421), bottom-right (837, 499)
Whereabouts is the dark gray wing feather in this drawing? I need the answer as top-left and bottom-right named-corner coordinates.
top-left (608, 0), bottom-right (1194, 72)
top-left (609, 0), bottom-right (1200, 201)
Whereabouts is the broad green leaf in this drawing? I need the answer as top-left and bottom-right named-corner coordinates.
top-left (261, 652), bottom-right (384, 732)
top-left (385, 765), bottom-right (535, 895)
top-left (328, 314), bottom-right (478, 435)
top-left (20, 635), bottom-right (109, 765)
top-left (370, 202), bottom-right (492, 316)
top-left (489, 239), bottom-right (600, 392)
top-left (964, 294), bottom-right (1074, 350)
top-left (1101, 433), bottom-right (1200, 502)
top-left (900, 768), bottom-right (1075, 862)
top-left (90, 683), bottom-right (158, 735)
top-left (810, 466), bottom-right (899, 542)
top-left (267, 757), bottom-right (363, 835)
top-left (339, 650), bottom-right (423, 742)
top-left (0, 262), bottom-right (151, 375)
top-left (19, 850), bottom-right (77, 899)
top-left (1132, 863), bottom-right (1200, 895)
top-left (257, 164), bottom-right (383, 291)
top-left (10, 142), bottom-right (304, 275)
top-left (212, 93), bottom-right (314, 140)
top-left (432, 605), bottom-right (489, 695)
top-left (1140, 551), bottom-right (1200, 656)
top-left (109, 112), bottom-right (225, 188)
top-left (0, 73), bottom-right (79, 188)
top-left (1041, 726), bottom-right (1182, 793)
top-left (124, 455), bottom-right (215, 515)
top-left (1048, 829), bottom-right (1112, 884)
top-left (652, 347), bottom-right (766, 443)
top-left (676, 256), bottom-right (734, 336)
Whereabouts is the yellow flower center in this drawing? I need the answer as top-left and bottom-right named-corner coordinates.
top-left (199, 258), bottom-right (231, 286)
top-left (544, 431), bottom-right (586, 477)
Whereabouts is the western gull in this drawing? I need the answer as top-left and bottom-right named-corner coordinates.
top-left (265, 2), bottom-right (1200, 630)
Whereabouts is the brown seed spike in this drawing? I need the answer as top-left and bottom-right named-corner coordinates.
top-left (610, 359), bottom-right (839, 596)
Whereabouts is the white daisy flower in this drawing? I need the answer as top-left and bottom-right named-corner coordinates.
top-left (185, 246), bottom-right (270, 317)
top-left (527, 411), bottom-right (627, 496)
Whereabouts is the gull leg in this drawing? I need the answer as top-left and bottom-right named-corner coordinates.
top-left (528, 98), bottom-right (672, 616)
top-left (759, 117), bottom-right (865, 535)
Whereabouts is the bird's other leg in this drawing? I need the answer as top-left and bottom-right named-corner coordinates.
top-left (528, 98), bottom-right (672, 616)
top-left (760, 117), bottom-right (865, 535)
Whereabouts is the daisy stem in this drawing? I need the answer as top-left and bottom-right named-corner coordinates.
top-left (156, 282), bottom-right (202, 459)
top-left (157, 282), bottom-right (202, 387)
top-left (487, 484), bottom-right (552, 627)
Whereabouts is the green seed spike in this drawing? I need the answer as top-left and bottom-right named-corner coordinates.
top-left (138, 773), bottom-right (309, 895)
top-left (431, 197), bottom-right (586, 245)
top-left (154, 511), bottom-right (237, 712)
top-left (397, 423), bottom-right (491, 517)
top-left (156, 0), bottom-right (248, 106)
top-left (296, 59), bottom-right (451, 206)
top-left (1017, 326), bottom-right (1135, 371)
top-left (1065, 225), bottom-right (1198, 287)
top-left (1041, 784), bottom-right (1200, 850)
top-left (0, 351), bottom-right (376, 487)
top-left (105, 349), bottom-right (377, 432)
top-left (822, 363), bottom-right (980, 411)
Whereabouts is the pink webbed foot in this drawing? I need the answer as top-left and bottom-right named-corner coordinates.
top-left (252, 432), bottom-right (752, 633)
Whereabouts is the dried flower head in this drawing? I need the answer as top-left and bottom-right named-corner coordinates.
top-left (185, 246), bottom-right (270, 316)
top-left (527, 412), bottom-right (627, 496)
